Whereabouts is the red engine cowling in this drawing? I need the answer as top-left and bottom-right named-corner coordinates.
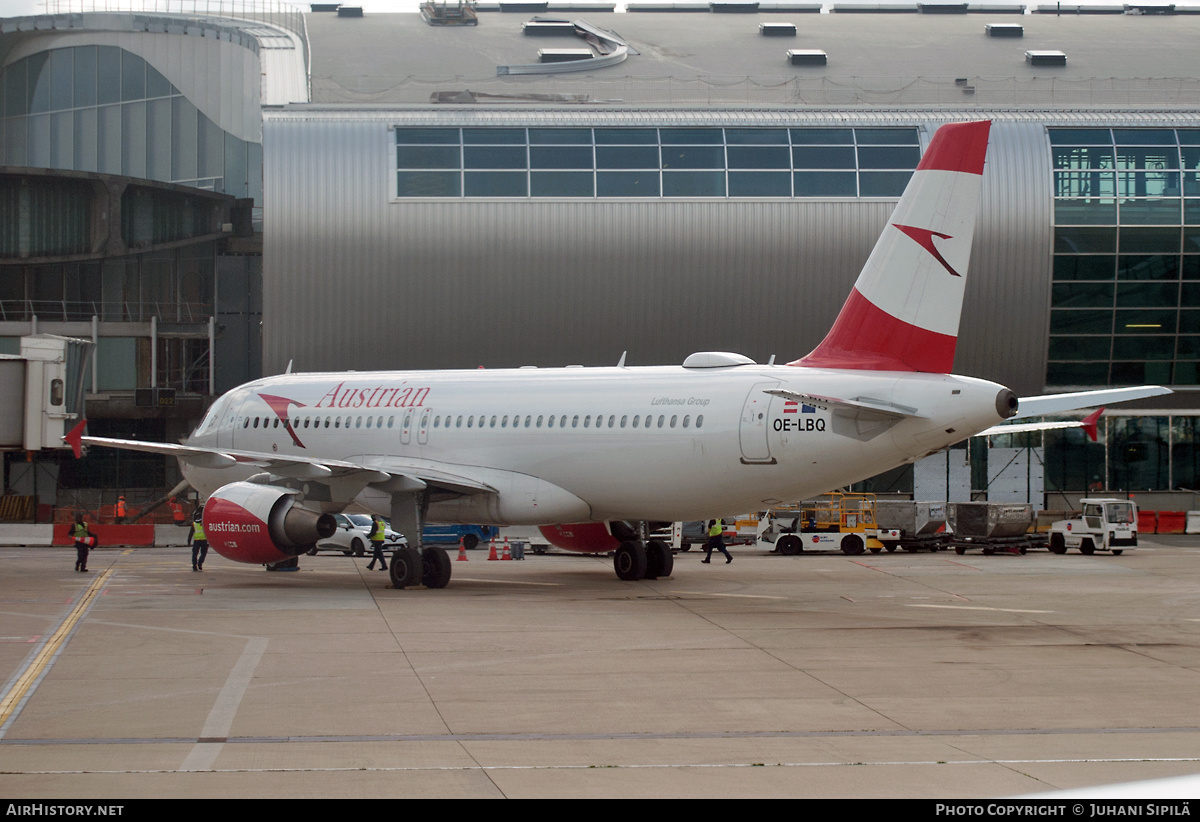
top-left (538, 522), bottom-right (621, 554)
top-left (203, 482), bottom-right (336, 565)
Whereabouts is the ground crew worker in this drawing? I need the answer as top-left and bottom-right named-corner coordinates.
top-left (169, 497), bottom-right (186, 526)
top-left (366, 514), bottom-right (389, 571)
top-left (188, 509), bottom-right (208, 571)
top-left (71, 513), bottom-right (93, 572)
top-left (703, 518), bottom-right (733, 564)
top-left (115, 495), bottom-right (127, 524)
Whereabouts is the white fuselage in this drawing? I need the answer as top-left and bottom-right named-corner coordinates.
top-left (183, 364), bottom-right (1010, 525)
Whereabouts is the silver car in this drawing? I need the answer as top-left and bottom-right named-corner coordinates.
top-left (310, 514), bottom-right (405, 556)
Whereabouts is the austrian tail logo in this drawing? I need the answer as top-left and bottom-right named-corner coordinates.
top-left (258, 393), bottom-right (307, 449)
top-left (893, 224), bottom-right (961, 278)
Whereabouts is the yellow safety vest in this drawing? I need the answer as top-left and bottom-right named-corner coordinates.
top-left (370, 519), bottom-right (387, 542)
top-left (708, 520), bottom-right (723, 537)
top-left (193, 521), bottom-right (206, 541)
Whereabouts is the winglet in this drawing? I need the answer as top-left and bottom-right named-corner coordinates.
top-left (64, 419), bottom-right (87, 459)
top-left (1081, 407), bottom-right (1104, 443)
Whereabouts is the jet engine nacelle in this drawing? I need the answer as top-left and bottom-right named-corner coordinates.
top-left (539, 522), bottom-right (621, 554)
top-left (203, 482), bottom-right (337, 565)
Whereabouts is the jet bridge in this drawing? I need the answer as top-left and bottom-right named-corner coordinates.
top-left (0, 335), bottom-right (93, 452)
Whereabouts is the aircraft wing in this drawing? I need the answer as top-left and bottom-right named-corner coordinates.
top-left (77, 435), bottom-right (496, 497)
top-left (1013, 385), bottom-right (1171, 418)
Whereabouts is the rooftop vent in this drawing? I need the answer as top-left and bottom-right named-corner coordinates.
top-left (310, 3), bottom-right (341, 10)
top-left (1124, 2), bottom-right (1176, 12)
top-left (711, 1), bottom-right (761, 11)
top-left (760, 21), bottom-right (797, 34)
top-left (625, 3), bottom-right (712, 10)
top-left (538, 48), bottom-right (593, 62)
top-left (831, 4), bottom-right (918, 12)
top-left (787, 48), bottom-right (827, 64)
top-left (524, 17), bottom-right (577, 33)
top-left (501, 1), bottom-right (549, 10)
top-left (1025, 49), bottom-right (1067, 65)
top-left (985, 22), bottom-right (1024, 35)
top-left (918, 2), bottom-right (968, 12)
top-left (422, 0), bottom-right (480, 24)
top-left (336, 5), bottom-right (363, 16)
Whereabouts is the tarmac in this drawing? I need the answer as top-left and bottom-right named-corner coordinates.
top-left (1, 538), bottom-right (1199, 799)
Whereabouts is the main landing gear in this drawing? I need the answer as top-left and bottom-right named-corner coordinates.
top-left (388, 545), bottom-right (452, 589)
top-left (613, 538), bottom-right (673, 581)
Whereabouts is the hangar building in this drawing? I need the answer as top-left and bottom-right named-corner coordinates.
top-left (4, 0), bottom-right (1200, 507)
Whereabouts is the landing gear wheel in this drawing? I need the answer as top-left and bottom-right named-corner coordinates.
top-left (1080, 539), bottom-right (1096, 556)
top-left (841, 534), bottom-right (865, 556)
top-left (777, 535), bottom-right (802, 556)
top-left (1049, 533), bottom-right (1067, 555)
top-left (422, 547), bottom-right (452, 588)
top-left (351, 538), bottom-right (365, 558)
top-left (389, 546), bottom-right (421, 588)
top-left (614, 540), bottom-right (648, 581)
top-left (644, 539), bottom-right (673, 579)
top-left (462, 534), bottom-right (479, 551)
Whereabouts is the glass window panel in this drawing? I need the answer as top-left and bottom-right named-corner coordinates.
top-left (146, 63), bottom-right (171, 99)
top-left (397, 171), bottom-right (460, 197)
top-left (1178, 336), bottom-right (1200, 357)
top-left (1049, 128), bottom-right (1111, 145)
top-left (4, 60), bottom-right (26, 116)
top-left (170, 95), bottom-right (197, 182)
top-left (1186, 226), bottom-right (1200, 251)
top-left (1186, 175), bottom-right (1200, 198)
top-left (52, 111), bottom-right (72, 169)
top-left (463, 128), bottom-right (525, 144)
top-left (659, 128), bottom-right (723, 144)
top-left (1120, 198), bottom-right (1181, 224)
top-left (859, 171), bottom-right (912, 197)
top-left (1113, 129), bottom-right (1178, 145)
top-left (27, 114), bottom-right (50, 168)
top-left (73, 107), bottom-right (97, 172)
top-left (1051, 310), bottom-right (1113, 334)
top-left (50, 49), bottom-right (73, 112)
top-left (197, 111), bottom-right (223, 182)
top-left (464, 172), bottom-right (527, 197)
top-left (855, 128), bottom-right (919, 145)
top-left (97, 47), bottom-right (121, 105)
top-left (1047, 361), bottom-right (1109, 384)
top-left (398, 144), bottom-right (460, 169)
top-left (1052, 282), bottom-right (1114, 308)
top-left (1054, 171), bottom-right (1115, 198)
top-left (1116, 281), bottom-right (1179, 307)
top-left (396, 128), bottom-right (459, 144)
top-left (529, 128), bottom-right (591, 144)
top-left (224, 132), bottom-right (247, 198)
top-left (793, 145), bottom-right (856, 169)
top-left (1055, 227), bottom-right (1116, 253)
top-left (146, 98), bottom-right (171, 181)
top-left (660, 145), bottom-right (724, 169)
top-left (663, 171), bottom-right (725, 197)
top-left (26, 52), bottom-right (50, 115)
top-left (1118, 171), bottom-right (1180, 197)
top-left (1116, 308), bottom-right (1177, 333)
top-left (1185, 258), bottom-right (1200, 281)
top-left (597, 171), bottom-right (659, 197)
top-left (1055, 198), bottom-right (1116, 225)
top-left (793, 171), bottom-right (857, 197)
top-left (596, 146), bottom-right (658, 169)
top-left (725, 128), bottom-right (788, 145)
top-left (97, 104), bottom-right (121, 175)
top-left (120, 50), bottom-right (145, 102)
top-left (1174, 362), bottom-right (1199, 384)
top-left (594, 129), bottom-right (658, 144)
top-left (858, 145), bottom-right (920, 169)
top-left (790, 128), bottom-right (853, 145)
top-left (1111, 361), bottom-right (1172, 386)
top-left (1116, 146), bottom-right (1180, 170)
top-left (1118, 254), bottom-right (1179, 280)
top-left (531, 171), bottom-right (593, 197)
top-left (1119, 226), bottom-right (1180, 254)
top-left (1185, 201), bottom-right (1200, 224)
top-left (530, 146), bottom-right (592, 169)
top-left (727, 146), bottom-right (789, 169)
top-left (728, 171), bottom-right (790, 197)
top-left (1052, 146), bottom-right (1114, 169)
top-left (1048, 336), bottom-right (1111, 360)
top-left (1179, 131), bottom-right (1200, 145)
top-left (463, 146), bottom-right (526, 169)
top-left (1181, 308), bottom-right (1200, 329)
top-left (73, 46), bottom-right (96, 108)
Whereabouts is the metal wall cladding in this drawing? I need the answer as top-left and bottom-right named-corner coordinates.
top-left (263, 112), bottom-right (1052, 392)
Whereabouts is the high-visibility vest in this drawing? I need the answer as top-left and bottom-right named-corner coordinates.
top-left (193, 521), bottom-right (206, 541)
top-left (116, 499), bottom-right (127, 517)
top-left (370, 519), bottom-right (387, 542)
top-left (72, 523), bottom-right (88, 541)
top-left (708, 520), bottom-right (723, 537)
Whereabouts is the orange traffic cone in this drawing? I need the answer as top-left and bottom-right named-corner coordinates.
top-left (487, 539), bottom-right (499, 561)
top-left (501, 537), bottom-right (511, 561)
top-left (457, 536), bottom-right (468, 562)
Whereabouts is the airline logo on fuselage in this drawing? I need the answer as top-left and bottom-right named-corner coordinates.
top-left (892, 224), bottom-right (962, 278)
top-left (315, 382), bottom-right (431, 410)
top-left (258, 393), bottom-right (307, 449)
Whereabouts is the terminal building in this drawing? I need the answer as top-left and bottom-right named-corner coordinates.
top-left (3, 0), bottom-right (1200, 513)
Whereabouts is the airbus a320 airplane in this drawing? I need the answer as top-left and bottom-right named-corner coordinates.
top-left (73, 120), bottom-right (1169, 589)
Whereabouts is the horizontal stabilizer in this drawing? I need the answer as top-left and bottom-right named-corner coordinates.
top-left (764, 389), bottom-right (925, 420)
top-left (1014, 386), bottom-right (1171, 419)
